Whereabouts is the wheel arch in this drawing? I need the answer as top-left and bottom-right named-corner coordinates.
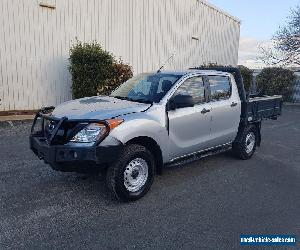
top-left (234, 121), bottom-right (261, 147)
top-left (126, 136), bottom-right (163, 175)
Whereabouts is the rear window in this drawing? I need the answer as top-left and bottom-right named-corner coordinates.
top-left (207, 76), bottom-right (231, 101)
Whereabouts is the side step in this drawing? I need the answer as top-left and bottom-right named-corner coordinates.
top-left (165, 144), bottom-right (232, 168)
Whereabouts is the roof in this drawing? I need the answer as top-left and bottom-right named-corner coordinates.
top-left (150, 70), bottom-right (233, 76)
top-left (186, 69), bottom-right (233, 76)
top-left (199, 0), bottom-right (241, 24)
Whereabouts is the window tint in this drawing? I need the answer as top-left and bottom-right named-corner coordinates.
top-left (208, 76), bottom-right (231, 101)
top-left (132, 79), bottom-right (151, 95)
top-left (152, 76), bottom-right (181, 102)
top-left (111, 73), bottom-right (182, 103)
top-left (157, 77), bottom-right (178, 94)
top-left (174, 76), bottom-right (205, 104)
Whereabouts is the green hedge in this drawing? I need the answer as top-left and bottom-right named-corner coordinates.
top-left (256, 67), bottom-right (296, 101)
top-left (69, 41), bottom-right (133, 99)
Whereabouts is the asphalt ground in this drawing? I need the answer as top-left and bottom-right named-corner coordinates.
top-left (0, 105), bottom-right (299, 249)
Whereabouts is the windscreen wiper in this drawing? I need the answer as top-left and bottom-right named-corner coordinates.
top-left (110, 95), bottom-right (128, 100)
top-left (127, 97), bottom-right (153, 104)
top-left (111, 96), bottom-right (152, 104)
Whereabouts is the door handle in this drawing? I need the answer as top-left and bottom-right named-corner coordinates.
top-left (230, 102), bottom-right (237, 107)
top-left (201, 108), bottom-right (210, 114)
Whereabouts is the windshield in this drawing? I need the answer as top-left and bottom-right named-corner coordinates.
top-left (110, 73), bottom-right (183, 103)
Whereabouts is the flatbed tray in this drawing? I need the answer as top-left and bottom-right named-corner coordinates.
top-left (246, 95), bottom-right (282, 121)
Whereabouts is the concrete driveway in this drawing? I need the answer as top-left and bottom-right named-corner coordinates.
top-left (0, 105), bottom-right (299, 249)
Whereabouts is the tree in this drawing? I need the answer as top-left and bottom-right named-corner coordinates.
top-left (256, 67), bottom-right (296, 101)
top-left (260, 6), bottom-right (300, 66)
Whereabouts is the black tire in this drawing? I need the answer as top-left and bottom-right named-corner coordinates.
top-left (232, 125), bottom-right (257, 160)
top-left (106, 144), bottom-right (155, 201)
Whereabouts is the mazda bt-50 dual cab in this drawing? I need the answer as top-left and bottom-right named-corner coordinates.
top-left (30, 67), bottom-right (282, 201)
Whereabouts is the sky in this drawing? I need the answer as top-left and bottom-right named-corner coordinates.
top-left (208, 0), bottom-right (300, 68)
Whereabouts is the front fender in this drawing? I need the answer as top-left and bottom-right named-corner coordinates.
top-left (109, 116), bottom-right (169, 163)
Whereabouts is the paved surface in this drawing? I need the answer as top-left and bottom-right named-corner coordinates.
top-left (0, 115), bottom-right (34, 122)
top-left (0, 106), bottom-right (299, 250)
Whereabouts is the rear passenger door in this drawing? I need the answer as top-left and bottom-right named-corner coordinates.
top-left (206, 75), bottom-right (241, 146)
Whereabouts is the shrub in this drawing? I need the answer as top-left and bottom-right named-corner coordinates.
top-left (98, 59), bottom-right (133, 95)
top-left (238, 65), bottom-right (253, 92)
top-left (69, 41), bottom-right (133, 99)
top-left (256, 67), bottom-right (296, 101)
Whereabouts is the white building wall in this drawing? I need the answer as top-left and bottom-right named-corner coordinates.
top-left (0, 0), bottom-right (240, 111)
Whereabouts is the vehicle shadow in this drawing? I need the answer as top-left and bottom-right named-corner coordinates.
top-left (53, 150), bottom-right (236, 204)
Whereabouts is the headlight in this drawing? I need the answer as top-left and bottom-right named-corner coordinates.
top-left (70, 123), bottom-right (107, 143)
top-left (70, 119), bottom-right (123, 143)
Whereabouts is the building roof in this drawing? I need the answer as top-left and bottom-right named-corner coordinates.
top-left (199, 0), bottom-right (241, 24)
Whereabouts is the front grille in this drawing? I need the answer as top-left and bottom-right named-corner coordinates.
top-left (44, 120), bottom-right (82, 145)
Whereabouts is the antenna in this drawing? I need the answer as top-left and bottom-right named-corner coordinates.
top-left (157, 52), bottom-right (176, 73)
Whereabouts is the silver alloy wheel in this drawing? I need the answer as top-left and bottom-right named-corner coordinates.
top-left (124, 158), bottom-right (149, 192)
top-left (245, 132), bottom-right (256, 154)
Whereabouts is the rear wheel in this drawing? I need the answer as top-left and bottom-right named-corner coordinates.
top-left (233, 125), bottom-right (257, 160)
top-left (106, 144), bottom-right (155, 201)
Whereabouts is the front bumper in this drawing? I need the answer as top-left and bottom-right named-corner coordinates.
top-left (29, 107), bottom-right (123, 172)
top-left (30, 135), bottom-right (123, 165)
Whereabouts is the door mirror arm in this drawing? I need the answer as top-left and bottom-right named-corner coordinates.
top-left (167, 101), bottom-right (175, 111)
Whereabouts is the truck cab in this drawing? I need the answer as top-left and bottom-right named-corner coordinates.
top-left (30, 68), bottom-right (282, 201)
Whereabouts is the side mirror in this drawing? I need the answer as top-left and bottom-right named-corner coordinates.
top-left (168, 95), bottom-right (194, 110)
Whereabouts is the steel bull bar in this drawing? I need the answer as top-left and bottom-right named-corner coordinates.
top-left (29, 106), bottom-right (123, 173)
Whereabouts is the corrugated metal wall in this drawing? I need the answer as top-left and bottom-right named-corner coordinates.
top-left (0, 0), bottom-right (240, 111)
top-left (292, 72), bottom-right (300, 102)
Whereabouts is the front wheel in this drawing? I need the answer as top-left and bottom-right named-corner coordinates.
top-left (106, 144), bottom-right (155, 201)
top-left (233, 125), bottom-right (257, 160)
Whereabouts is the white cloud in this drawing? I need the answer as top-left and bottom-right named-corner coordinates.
top-left (238, 37), bottom-right (269, 69)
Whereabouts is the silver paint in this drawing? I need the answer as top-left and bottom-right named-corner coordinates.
top-left (52, 96), bottom-right (151, 120)
top-left (52, 70), bottom-right (242, 164)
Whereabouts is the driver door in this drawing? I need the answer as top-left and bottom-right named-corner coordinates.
top-left (167, 76), bottom-right (212, 160)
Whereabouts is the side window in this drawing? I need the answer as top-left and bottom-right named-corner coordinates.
top-left (208, 76), bottom-right (231, 101)
top-left (174, 76), bottom-right (205, 104)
